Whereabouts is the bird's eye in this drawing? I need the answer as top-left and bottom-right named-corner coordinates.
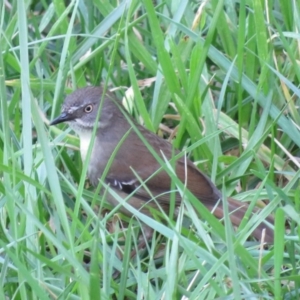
top-left (84, 104), bottom-right (93, 113)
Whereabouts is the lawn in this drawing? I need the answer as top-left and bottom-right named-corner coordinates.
top-left (0, 0), bottom-right (299, 299)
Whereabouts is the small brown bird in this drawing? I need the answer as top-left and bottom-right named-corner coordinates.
top-left (50, 86), bottom-right (274, 242)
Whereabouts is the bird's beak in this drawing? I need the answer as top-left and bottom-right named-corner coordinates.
top-left (50, 111), bottom-right (74, 126)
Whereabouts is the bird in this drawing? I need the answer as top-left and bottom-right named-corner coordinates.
top-left (50, 86), bottom-right (274, 243)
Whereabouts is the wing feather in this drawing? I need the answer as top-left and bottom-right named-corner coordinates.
top-left (101, 124), bottom-right (221, 206)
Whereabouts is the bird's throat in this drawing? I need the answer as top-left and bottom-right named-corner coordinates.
top-left (79, 131), bottom-right (94, 162)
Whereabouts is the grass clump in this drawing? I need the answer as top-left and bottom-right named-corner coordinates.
top-left (0, 1), bottom-right (300, 299)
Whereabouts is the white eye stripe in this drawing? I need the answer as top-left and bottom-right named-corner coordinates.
top-left (66, 105), bottom-right (81, 114)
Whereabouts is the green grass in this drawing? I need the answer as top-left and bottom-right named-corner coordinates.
top-left (1, 0), bottom-right (300, 299)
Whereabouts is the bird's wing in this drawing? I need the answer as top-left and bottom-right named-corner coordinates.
top-left (105, 126), bottom-right (221, 207)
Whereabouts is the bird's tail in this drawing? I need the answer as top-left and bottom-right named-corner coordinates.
top-left (212, 197), bottom-right (274, 243)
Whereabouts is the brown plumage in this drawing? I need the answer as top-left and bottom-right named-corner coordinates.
top-left (51, 86), bottom-right (274, 243)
